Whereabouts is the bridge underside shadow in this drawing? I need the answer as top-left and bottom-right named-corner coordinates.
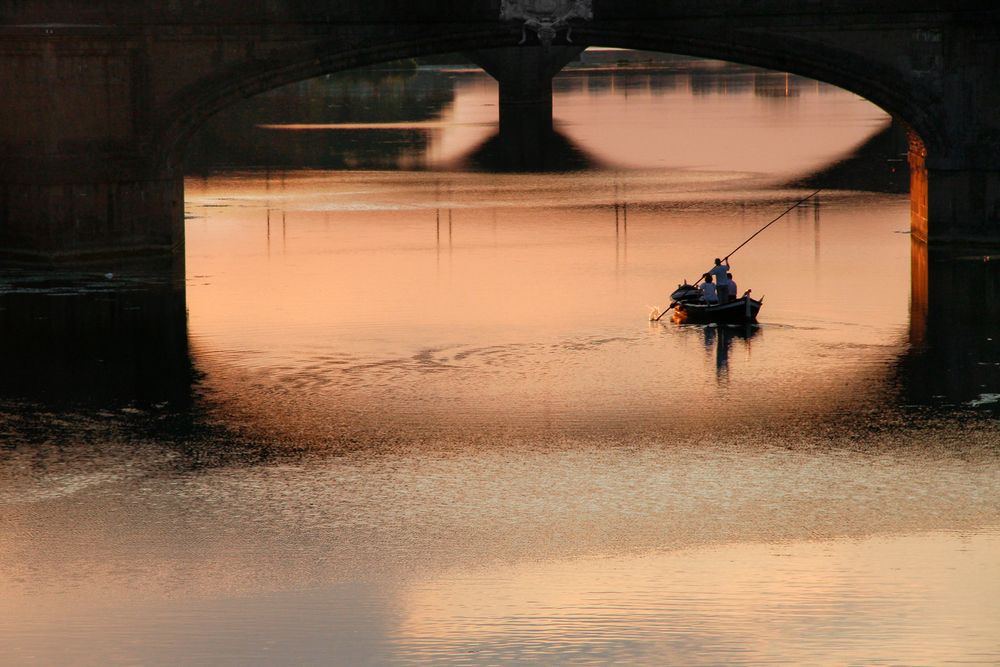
top-left (790, 121), bottom-right (910, 194)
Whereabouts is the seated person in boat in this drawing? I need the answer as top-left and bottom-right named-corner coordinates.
top-left (726, 273), bottom-right (738, 300)
top-left (707, 258), bottom-right (731, 304)
top-left (701, 274), bottom-right (719, 304)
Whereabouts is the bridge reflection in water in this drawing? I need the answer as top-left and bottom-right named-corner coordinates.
top-left (904, 242), bottom-right (1000, 408)
top-left (0, 268), bottom-right (192, 408)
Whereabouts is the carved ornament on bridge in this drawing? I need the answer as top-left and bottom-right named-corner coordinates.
top-left (501, 0), bottom-right (593, 48)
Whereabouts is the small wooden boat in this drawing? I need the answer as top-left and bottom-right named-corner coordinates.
top-left (650, 191), bottom-right (820, 326)
top-left (668, 284), bottom-right (763, 324)
top-left (672, 295), bottom-right (763, 324)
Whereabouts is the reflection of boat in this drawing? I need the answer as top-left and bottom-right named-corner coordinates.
top-left (669, 284), bottom-right (763, 324)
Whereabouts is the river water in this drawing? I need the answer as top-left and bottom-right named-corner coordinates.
top-left (2, 59), bottom-right (999, 665)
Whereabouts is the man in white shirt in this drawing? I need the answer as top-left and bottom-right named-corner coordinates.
top-left (707, 258), bottom-right (731, 304)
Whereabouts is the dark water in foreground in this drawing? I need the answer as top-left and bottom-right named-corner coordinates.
top-left (2, 63), bottom-right (999, 665)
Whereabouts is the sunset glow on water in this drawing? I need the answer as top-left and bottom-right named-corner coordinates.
top-left (2, 60), bottom-right (998, 665)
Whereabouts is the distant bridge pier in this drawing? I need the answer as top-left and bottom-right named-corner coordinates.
top-left (467, 46), bottom-right (584, 170)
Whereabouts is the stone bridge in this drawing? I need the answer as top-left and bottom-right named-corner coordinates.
top-left (0, 0), bottom-right (998, 263)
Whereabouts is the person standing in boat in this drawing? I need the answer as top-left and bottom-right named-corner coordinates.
top-left (707, 257), bottom-right (731, 304)
top-left (726, 272), bottom-right (738, 301)
top-left (700, 274), bottom-right (719, 304)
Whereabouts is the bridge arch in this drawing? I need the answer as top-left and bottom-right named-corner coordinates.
top-left (2, 5), bottom-right (996, 264)
top-left (158, 28), bottom-right (526, 169)
top-left (159, 26), bottom-right (940, 172)
top-left (579, 30), bottom-right (941, 154)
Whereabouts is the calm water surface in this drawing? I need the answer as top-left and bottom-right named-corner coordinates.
top-left (2, 63), bottom-right (999, 665)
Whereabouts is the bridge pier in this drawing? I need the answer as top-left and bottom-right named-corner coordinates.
top-left (0, 174), bottom-right (184, 264)
top-left (910, 134), bottom-right (1000, 245)
top-left (924, 166), bottom-right (1000, 244)
top-left (467, 46), bottom-right (584, 170)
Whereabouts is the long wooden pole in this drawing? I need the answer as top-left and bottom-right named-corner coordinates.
top-left (721, 189), bottom-right (821, 261)
top-left (652, 190), bottom-right (821, 321)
